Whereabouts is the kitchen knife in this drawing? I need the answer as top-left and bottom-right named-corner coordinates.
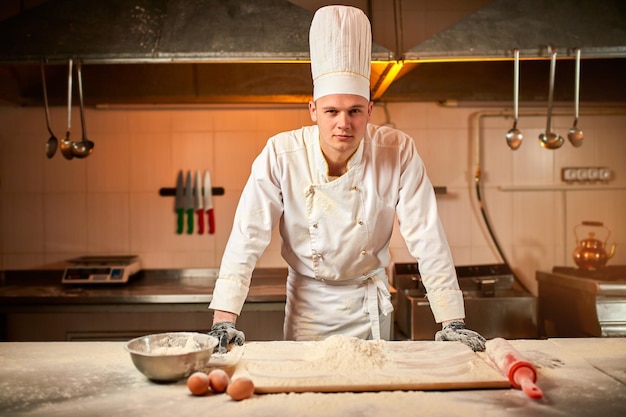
top-left (185, 171), bottom-right (194, 234)
top-left (194, 170), bottom-right (205, 234)
top-left (204, 170), bottom-right (215, 234)
top-left (175, 170), bottom-right (185, 234)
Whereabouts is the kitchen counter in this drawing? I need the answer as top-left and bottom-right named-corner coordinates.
top-left (0, 338), bottom-right (624, 417)
top-left (0, 268), bottom-right (289, 342)
top-left (0, 268), bottom-right (289, 304)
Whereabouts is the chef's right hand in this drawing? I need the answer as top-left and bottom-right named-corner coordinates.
top-left (209, 322), bottom-right (245, 354)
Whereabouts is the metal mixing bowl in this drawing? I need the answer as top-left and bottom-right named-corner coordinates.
top-left (125, 332), bottom-right (218, 382)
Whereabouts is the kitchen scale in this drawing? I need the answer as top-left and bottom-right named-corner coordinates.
top-left (62, 255), bottom-right (141, 284)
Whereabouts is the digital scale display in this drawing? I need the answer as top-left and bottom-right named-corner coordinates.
top-left (62, 256), bottom-right (141, 284)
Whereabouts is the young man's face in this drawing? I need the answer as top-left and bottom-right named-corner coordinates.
top-left (309, 94), bottom-right (373, 160)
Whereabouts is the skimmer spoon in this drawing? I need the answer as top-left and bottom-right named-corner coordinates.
top-left (567, 49), bottom-right (584, 147)
top-left (506, 49), bottom-right (523, 150)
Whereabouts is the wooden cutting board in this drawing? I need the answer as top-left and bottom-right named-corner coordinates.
top-left (230, 336), bottom-right (510, 393)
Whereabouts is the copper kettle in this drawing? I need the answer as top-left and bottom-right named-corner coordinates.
top-left (573, 221), bottom-right (617, 270)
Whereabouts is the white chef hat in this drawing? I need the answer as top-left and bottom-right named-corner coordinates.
top-left (309, 5), bottom-right (371, 101)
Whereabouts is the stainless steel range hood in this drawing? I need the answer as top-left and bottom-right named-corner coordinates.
top-left (0, 0), bottom-right (625, 106)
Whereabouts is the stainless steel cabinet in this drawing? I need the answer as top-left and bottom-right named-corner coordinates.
top-left (2, 303), bottom-right (285, 342)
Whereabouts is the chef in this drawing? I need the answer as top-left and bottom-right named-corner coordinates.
top-left (208, 5), bottom-right (486, 353)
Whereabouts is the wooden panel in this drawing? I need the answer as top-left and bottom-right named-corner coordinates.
top-left (231, 336), bottom-right (509, 393)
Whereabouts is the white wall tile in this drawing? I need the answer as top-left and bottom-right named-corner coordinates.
top-left (129, 132), bottom-right (173, 193)
top-left (214, 131), bottom-right (265, 190)
top-left (423, 128), bottom-right (468, 187)
top-left (170, 131), bottom-right (215, 173)
top-left (437, 191), bottom-right (471, 247)
top-left (127, 110), bottom-right (172, 134)
top-left (86, 132), bottom-right (131, 193)
top-left (213, 109), bottom-right (259, 132)
top-left (85, 108), bottom-right (129, 133)
top-left (512, 191), bottom-right (559, 246)
top-left (1, 104), bottom-right (624, 275)
top-left (384, 103), bottom-right (430, 129)
top-left (171, 110), bottom-right (214, 132)
top-left (43, 193), bottom-right (87, 253)
top-left (43, 154), bottom-right (87, 193)
top-left (256, 107), bottom-right (309, 132)
top-left (1, 132), bottom-right (45, 193)
top-left (1, 193), bottom-right (44, 252)
top-left (86, 192), bottom-right (131, 254)
top-left (129, 192), bottom-right (180, 253)
top-left (511, 127), bottom-right (555, 185)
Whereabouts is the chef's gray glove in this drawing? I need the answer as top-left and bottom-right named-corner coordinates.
top-left (209, 321), bottom-right (245, 354)
top-left (435, 321), bottom-right (486, 352)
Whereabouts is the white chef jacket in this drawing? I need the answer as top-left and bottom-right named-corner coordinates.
top-left (209, 123), bottom-right (465, 338)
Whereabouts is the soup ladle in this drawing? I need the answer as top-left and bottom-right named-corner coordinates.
top-left (567, 48), bottom-right (584, 148)
top-left (538, 49), bottom-right (564, 149)
top-left (59, 58), bottom-right (74, 160)
top-left (71, 61), bottom-right (94, 158)
top-left (41, 61), bottom-right (58, 159)
top-left (506, 49), bottom-right (523, 150)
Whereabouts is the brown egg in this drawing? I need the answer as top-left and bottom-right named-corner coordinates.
top-left (226, 377), bottom-right (255, 401)
top-left (187, 372), bottom-right (210, 396)
top-left (208, 369), bottom-right (230, 393)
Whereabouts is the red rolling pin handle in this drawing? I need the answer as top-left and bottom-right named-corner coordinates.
top-left (486, 338), bottom-right (544, 400)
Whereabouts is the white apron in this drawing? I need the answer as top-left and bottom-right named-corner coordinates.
top-left (283, 165), bottom-right (394, 341)
top-left (284, 268), bottom-right (393, 341)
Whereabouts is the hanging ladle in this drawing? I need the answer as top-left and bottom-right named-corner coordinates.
top-left (71, 61), bottom-right (94, 158)
top-left (567, 48), bottom-right (584, 147)
top-left (538, 49), bottom-right (564, 149)
top-left (41, 60), bottom-right (58, 159)
top-left (506, 49), bottom-right (523, 150)
top-left (59, 58), bottom-right (74, 160)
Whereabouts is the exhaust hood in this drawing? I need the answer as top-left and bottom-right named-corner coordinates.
top-left (0, 0), bottom-right (625, 106)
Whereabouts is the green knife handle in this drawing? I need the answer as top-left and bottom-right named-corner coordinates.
top-left (176, 208), bottom-right (184, 234)
top-left (186, 208), bottom-right (194, 234)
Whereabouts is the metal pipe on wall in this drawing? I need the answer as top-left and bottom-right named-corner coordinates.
top-left (468, 107), bottom-right (626, 288)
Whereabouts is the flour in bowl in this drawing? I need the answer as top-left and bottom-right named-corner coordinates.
top-left (150, 334), bottom-right (201, 355)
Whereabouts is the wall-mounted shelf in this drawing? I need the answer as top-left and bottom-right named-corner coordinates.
top-left (498, 184), bottom-right (625, 192)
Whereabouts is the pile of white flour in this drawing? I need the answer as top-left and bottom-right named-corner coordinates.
top-left (232, 335), bottom-right (505, 391)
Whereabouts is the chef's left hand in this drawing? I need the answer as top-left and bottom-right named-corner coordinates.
top-left (435, 320), bottom-right (486, 352)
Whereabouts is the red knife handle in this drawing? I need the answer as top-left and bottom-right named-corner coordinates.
top-left (196, 209), bottom-right (205, 234)
top-left (207, 209), bottom-right (215, 234)
top-left (176, 208), bottom-right (184, 234)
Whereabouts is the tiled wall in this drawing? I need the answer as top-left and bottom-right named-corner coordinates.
top-left (1, 103), bottom-right (625, 294)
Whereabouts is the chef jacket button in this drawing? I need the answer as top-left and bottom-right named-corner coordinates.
top-left (352, 186), bottom-right (359, 191)
top-left (357, 219), bottom-right (363, 225)
top-left (312, 223), bottom-right (318, 228)
top-left (360, 250), bottom-right (367, 256)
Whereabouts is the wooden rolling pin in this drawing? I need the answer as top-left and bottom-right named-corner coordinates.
top-left (486, 338), bottom-right (544, 399)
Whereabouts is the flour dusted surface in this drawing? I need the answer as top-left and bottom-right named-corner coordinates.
top-left (232, 335), bottom-right (509, 393)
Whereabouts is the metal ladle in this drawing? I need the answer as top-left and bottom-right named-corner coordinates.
top-left (59, 58), bottom-right (74, 160)
top-left (41, 60), bottom-right (58, 159)
top-left (567, 48), bottom-right (584, 147)
top-left (506, 49), bottom-right (523, 150)
top-left (538, 49), bottom-right (564, 149)
top-left (71, 61), bottom-right (94, 158)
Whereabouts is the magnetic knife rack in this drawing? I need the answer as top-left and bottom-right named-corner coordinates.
top-left (158, 187), bottom-right (225, 197)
